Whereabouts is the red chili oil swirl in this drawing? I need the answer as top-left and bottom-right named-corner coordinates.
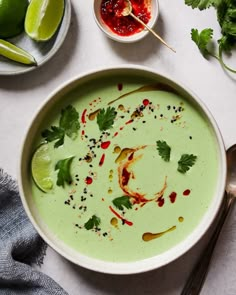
top-left (100, 0), bottom-right (151, 37)
top-left (109, 206), bottom-right (133, 226)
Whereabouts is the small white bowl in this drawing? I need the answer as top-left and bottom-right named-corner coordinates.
top-left (93, 0), bottom-right (159, 43)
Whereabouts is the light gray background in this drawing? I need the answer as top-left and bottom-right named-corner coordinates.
top-left (1, 1), bottom-right (236, 294)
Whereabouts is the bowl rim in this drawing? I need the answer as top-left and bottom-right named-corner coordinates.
top-left (93, 0), bottom-right (159, 43)
top-left (18, 64), bottom-right (227, 274)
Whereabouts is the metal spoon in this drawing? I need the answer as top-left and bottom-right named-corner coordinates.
top-left (181, 144), bottom-right (236, 295)
top-left (121, 0), bottom-right (176, 53)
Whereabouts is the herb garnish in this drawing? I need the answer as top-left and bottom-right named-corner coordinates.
top-left (185, 0), bottom-right (236, 74)
top-left (55, 156), bottom-right (74, 187)
top-left (112, 196), bottom-right (133, 210)
top-left (97, 107), bottom-right (116, 131)
top-left (42, 105), bottom-right (80, 148)
top-left (84, 215), bottom-right (101, 230)
top-left (178, 154), bottom-right (197, 173)
top-left (156, 140), bottom-right (171, 162)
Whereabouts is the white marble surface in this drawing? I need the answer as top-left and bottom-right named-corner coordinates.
top-left (1, 0), bottom-right (236, 294)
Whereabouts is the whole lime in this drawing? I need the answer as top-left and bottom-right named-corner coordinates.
top-left (0, 0), bottom-right (28, 38)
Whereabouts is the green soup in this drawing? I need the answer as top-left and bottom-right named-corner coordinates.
top-left (31, 74), bottom-right (219, 262)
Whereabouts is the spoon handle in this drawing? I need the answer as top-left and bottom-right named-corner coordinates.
top-left (181, 192), bottom-right (234, 295)
top-left (129, 12), bottom-right (176, 53)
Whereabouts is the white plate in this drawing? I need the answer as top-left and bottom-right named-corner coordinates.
top-left (0, 0), bottom-right (71, 76)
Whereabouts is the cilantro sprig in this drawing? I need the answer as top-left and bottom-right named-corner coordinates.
top-left (112, 196), bottom-right (133, 211)
top-left (177, 154), bottom-right (197, 173)
top-left (156, 140), bottom-right (171, 162)
top-left (185, 0), bottom-right (236, 74)
top-left (55, 156), bottom-right (74, 187)
top-left (84, 215), bottom-right (101, 230)
top-left (97, 107), bottom-right (116, 131)
top-left (42, 105), bottom-right (80, 148)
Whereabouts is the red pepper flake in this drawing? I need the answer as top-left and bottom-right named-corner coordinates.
top-left (143, 99), bottom-right (149, 106)
top-left (101, 141), bottom-right (111, 149)
top-left (102, 198), bottom-right (105, 201)
top-left (120, 126), bottom-right (124, 130)
top-left (118, 83), bottom-right (123, 91)
top-left (81, 109), bottom-right (87, 124)
top-left (169, 192), bottom-right (177, 203)
top-left (157, 196), bottom-right (164, 207)
top-left (82, 130), bottom-right (85, 135)
top-left (183, 189), bottom-right (191, 196)
top-left (125, 119), bottom-right (133, 125)
top-left (113, 132), bottom-right (118, 137)
top-left (99, 153), bottom-right (105, 166)
top-left (85, 176), bottom-right (93, 185)
top-left (109, 206), bottom-right (133, 226)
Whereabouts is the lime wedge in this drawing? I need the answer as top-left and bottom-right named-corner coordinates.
top-left (0, 39), bottom-right (37, 65)
top-left (31, 143), bottom-right (53, 193)
top-left (25, 0), bottom-right (65, 42)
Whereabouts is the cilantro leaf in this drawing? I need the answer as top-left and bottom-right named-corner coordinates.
top-left (41, 105), bottom-right (80, 148)
top-left (59, 105), bottom-right (80, 139)
top-left (191, 28), bottom-right (213, 57)
top-left (186, 0), bottom-right (236, 74)
top-left (156, 140), bottom-right (171, 162)
top-left (84, 215), bottom-right (101, 230)
top-left (97, 107), bottom-right (116, 131)
top-left (185, 0), bottom-right (219, 10)
top-left (112, 196), bottom-right (133, 211)
top-left (55, 156), bottom-right (74, 187)
top-left (41, 126), bottom-right (65, 148)
top-left (178, 154), bottom-right (197, 173)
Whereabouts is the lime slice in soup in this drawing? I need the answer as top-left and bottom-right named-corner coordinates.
top-left (31, 143), bottom-right (53, 192)
top-left (24, 0), bottom-right (65, 41)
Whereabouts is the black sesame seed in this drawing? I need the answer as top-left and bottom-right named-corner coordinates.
top-left (160, 114), bottom-right (163, 117)
top-left (154, 115), bottom-right (157, 119)
top-left (133, 127), bottom-right (136, 131)
top-left (189, 136), bottom-right (192, 140)
top-left (142, 121), bottom-right (146, 123)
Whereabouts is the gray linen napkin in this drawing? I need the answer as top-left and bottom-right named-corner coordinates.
top-left (0, 169), bottom-right (68, 295)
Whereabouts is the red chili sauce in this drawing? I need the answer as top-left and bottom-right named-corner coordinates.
top-left (100, 0), bottom-right (151, 36)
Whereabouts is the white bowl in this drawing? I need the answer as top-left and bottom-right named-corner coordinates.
top-left (18, 65), bottom-right (226, 274)
top-left (93, 0), bottom-right (159, 43)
